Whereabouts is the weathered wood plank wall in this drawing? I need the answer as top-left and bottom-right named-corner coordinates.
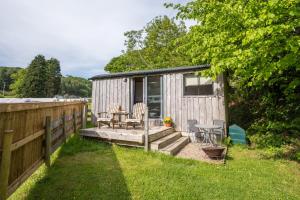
top-left (0, 101), bottom-right (86, 199)
top-left (92, 78), bottom-right (130, 122)
top-left (163, 73), bottom-right (225, 132)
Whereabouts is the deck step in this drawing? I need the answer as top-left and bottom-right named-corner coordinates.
top-left (149, 127), bottom-right (175, 142)
top-left (160, 136), bottom-right (189, 156)
top-left (150, 132), bottom-right (182, 151)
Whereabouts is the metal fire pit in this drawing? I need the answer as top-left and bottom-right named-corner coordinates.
top-left (202, 146), bottom-right (225, 158)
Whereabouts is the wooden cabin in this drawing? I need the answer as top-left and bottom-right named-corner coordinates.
top-left (90, 65), bottom-right (226, 135)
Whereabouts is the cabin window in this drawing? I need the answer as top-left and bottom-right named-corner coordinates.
top-left (183, 73), bottom-right (214, 96)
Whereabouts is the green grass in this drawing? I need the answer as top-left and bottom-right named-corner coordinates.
top-left (10, 135), bottom-right (300, 200)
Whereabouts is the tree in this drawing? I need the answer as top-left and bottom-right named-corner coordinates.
top-left (46, 58), bottom-right (62, 97)
top-left (167, 1), bottom-right (300, 148)
top-left (0, 67), bottom-right (22, 94)
top-left (105, 16), bottom-right (192, 73)
top-left (10, 68), bottom-right (27, 97)
top-left (61, 76), bottom-right (92, 97)
top-left (22, 55), bottom-right (48, 97)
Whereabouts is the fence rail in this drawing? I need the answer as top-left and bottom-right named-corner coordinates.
top-left (0, 101), bottom-right (87, 199)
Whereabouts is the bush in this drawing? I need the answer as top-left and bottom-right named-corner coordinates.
top-left (249, 132), bottom-right (287, 148)
top-left (223, 136), bottom-right (232, 147)
top-left (296, 152), bottom-right (300, 162)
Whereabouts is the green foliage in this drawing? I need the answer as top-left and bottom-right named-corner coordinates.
top-left (0, 66), bottom-right (22, 93)
top-left (168, 0), bottom-right (300, 150)
top-left (223, 136), bottom-right (232, 147)
top-left (10, 68), bottom-right (27, 97)
top-left (105, 16), bottom-right (192, 73)
top-left (46, 58), bottom-right (62, 97)
top-left (22, 55), bottom-right (48, 97)
top-left (61, 76), bottom-right (92, 97)
top-left (5, 55), bottom-right (90, 98)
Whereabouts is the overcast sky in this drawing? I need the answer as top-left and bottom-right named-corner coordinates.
top-left (0, 0), bottom-right (189, 78)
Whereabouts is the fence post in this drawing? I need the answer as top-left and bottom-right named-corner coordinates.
top-left (0, 130), bottom-right (14, 200)
top-left (62, 111), bottom-right (66, 143)
top-left (73, 108), bottom-right (77, 133)
top-left (82, 103), bottom-right (87, 129)
top-left (144, 107), bottom-right (149, 152)
top-left (45, 116), bottom-right (52, 167)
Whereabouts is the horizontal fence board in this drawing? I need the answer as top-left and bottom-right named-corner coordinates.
top-left (52, 129), bottom-right (63, 143)
top-left (10, 129), bottom-right (45, 151)
top-left (0, 101), bottom-right (84, 113)
top-left (51, 137), bottom-right (65, 154)
top-left (51, 119), bottom-right (62, 130)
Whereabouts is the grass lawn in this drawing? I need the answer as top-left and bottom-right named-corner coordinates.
top-left (10, 135), bottom-right (300, 200)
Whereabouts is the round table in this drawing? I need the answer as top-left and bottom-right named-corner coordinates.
top-left (195, 124), bottom-right (222, 145)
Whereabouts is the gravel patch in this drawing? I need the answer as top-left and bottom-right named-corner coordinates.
top-left (176, 143), bottom-right (226, 164)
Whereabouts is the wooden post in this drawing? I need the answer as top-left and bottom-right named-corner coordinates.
top-left (144, 107), bottom-right (149, 152)
top-left (223, 71), bottom-right (230, 137)
top-left (73, 108), bottom-right (77, 133)
top-left (0, 130), bottom-right (14, 200)
top-left (62, 111), bottom-right (66, 143)
top-left (82, 103), bottom-right (87, 129)
top-left (45, 116), bottom-right (51, 167)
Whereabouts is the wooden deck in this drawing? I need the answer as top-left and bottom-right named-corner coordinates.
top-left (79, 126), bottom-right (174, 146)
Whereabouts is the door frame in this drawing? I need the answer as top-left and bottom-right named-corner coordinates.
top-left (129, 75), bottom-right (163, 119)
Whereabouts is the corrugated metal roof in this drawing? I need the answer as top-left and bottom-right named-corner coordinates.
top-left (90, 64), bottom-right (210, 80)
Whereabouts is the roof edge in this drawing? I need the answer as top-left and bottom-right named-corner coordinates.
top-left (90, 64), bottom-right (210, 80)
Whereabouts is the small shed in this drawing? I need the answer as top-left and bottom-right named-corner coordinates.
top-left (90, 65), bottom-right (227, 134)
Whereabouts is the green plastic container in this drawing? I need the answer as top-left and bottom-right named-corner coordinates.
top-left (229, 124), bottom-right (246, 144)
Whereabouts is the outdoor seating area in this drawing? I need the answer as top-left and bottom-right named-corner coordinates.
top-left (187, 119), bottom-right (226, 159)
top-left (97, 103), bottom-right (146, 130)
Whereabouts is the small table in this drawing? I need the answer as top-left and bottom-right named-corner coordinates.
top-left (112, 111), bottom-right (129, 128)
top-left (195, 124), bottom-right (222, 145)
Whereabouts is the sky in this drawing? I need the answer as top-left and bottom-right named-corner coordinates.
top-left (0, 0), bottom-right (189, 78)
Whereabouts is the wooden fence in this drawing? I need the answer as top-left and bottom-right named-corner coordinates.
top-left (0, 101), bottom-right (88, 199)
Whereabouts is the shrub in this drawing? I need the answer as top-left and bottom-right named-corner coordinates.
top-left (223, 136), bottom-right (232, 147)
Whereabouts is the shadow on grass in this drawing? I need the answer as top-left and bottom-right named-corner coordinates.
top-left (26, 135), bottom-right (131, 200)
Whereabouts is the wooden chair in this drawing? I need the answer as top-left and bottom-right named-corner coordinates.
top-left (125, 103), bottom-right (146, 129)
top-left (97, 105), bottom-right (121, 129)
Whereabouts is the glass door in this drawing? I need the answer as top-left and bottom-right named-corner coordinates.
top-left (147, 76), bottom-right (161, 118)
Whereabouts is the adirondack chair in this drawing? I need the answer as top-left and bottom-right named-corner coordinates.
top-left (97, 105), bottom-right (121, 129)
top-left (125, 103), bottom-right (146, 129)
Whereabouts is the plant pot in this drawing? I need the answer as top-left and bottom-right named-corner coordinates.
top-left (164, 123), bottom-right (172, 127)
top-left (202, 146), bottom-right (225, 158)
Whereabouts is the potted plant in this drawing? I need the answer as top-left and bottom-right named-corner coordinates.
top-left (163, 117), bottom-right (173, 127)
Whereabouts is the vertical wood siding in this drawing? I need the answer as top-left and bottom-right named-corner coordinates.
top-left (92, 78), bottom-right (130, 123)
top-left (163, 73), bottom-right (225, 132)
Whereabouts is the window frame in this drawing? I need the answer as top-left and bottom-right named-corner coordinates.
top-left (182, 73), bottom-right (214, 96)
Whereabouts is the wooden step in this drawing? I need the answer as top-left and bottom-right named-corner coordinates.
top-left (148, 127), bottom-right (175, 142)
top-left (160, 137), bottom-right (189, 156)
top-left (150, 132), bottom-right (182, 151)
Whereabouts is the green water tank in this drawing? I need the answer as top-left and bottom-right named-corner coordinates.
top-left (229, 124), bottom-right (246, 144)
